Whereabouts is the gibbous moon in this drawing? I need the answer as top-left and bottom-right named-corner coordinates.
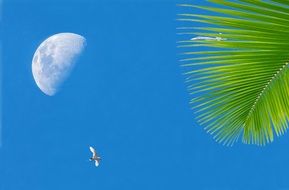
top-left (32, 33), bottom-right (86, 96)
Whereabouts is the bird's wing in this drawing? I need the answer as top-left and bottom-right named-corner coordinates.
top-left (89, 146), bottom-right (97, 157)
top-left (95, 160), bottom-right (99, 167)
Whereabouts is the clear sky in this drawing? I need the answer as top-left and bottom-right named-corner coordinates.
top-left (1, 0), bottom-right (289, 189)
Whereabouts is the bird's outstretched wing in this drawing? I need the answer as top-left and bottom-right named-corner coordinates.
top-left (89, 146), bottom-right (97, 158)
top-left (95, 160), bottom-right (99, 167)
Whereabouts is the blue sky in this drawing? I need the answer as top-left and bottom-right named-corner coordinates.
top-left (1, 0), bottom-right (289, 189)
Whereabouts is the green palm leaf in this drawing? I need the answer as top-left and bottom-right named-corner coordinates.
top-left (178, 0), bottom-right (289, 145)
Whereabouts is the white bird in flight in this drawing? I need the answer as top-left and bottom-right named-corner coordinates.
top-left (89, 146), bottom-right (101, 167)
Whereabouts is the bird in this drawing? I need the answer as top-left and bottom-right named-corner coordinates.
top-left (89, 146), bottom-right (101, 167)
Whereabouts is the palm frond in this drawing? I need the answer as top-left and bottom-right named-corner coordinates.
top-left (178, 0), bottom-right (289, 145)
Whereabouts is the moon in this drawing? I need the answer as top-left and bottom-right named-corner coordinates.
top-left (32, 33), bottom-right (86, 96)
